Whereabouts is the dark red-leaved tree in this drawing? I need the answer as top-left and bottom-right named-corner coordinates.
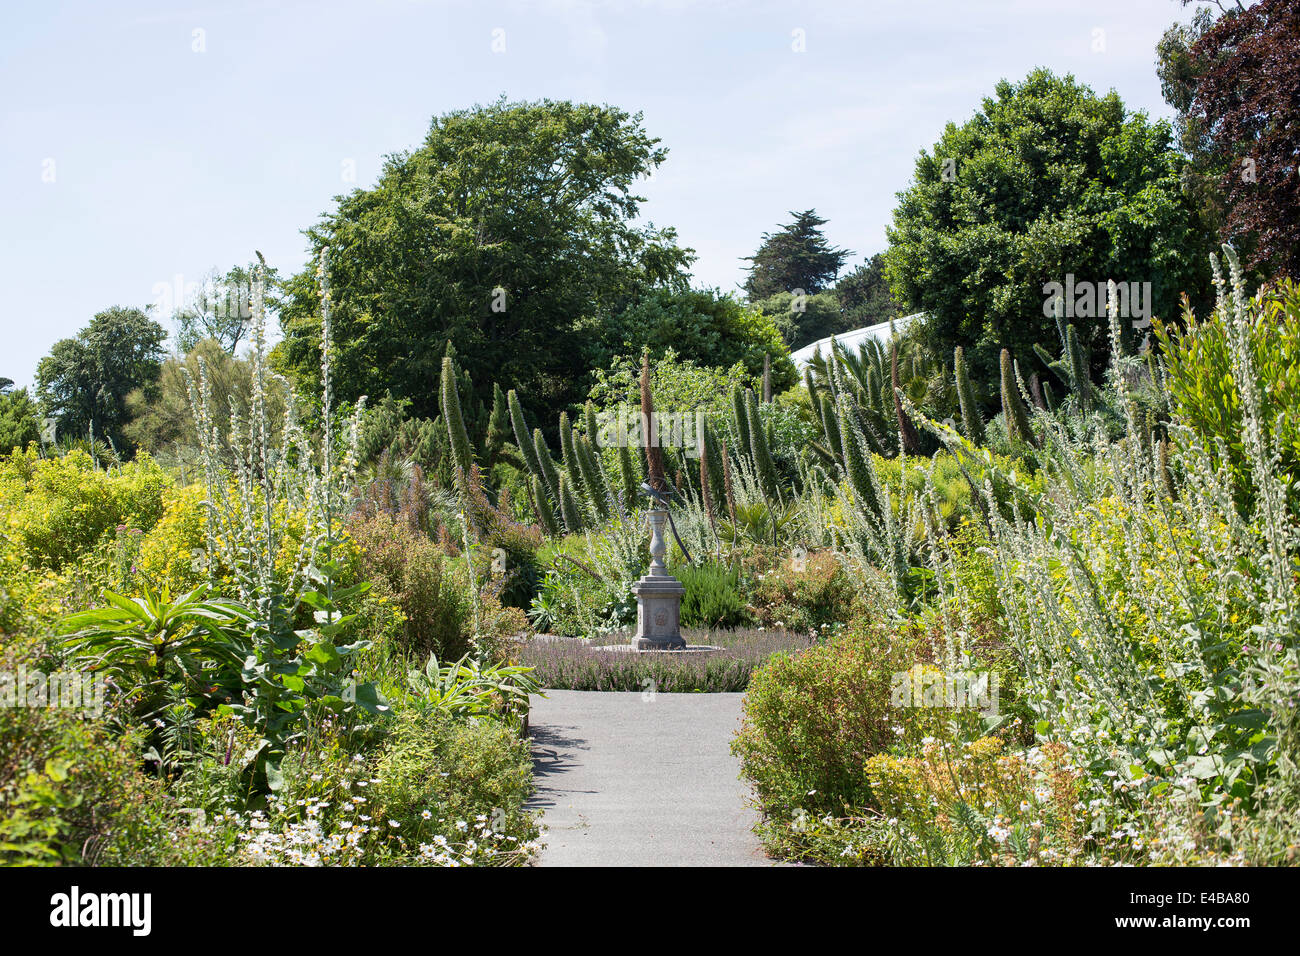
top-left (1189, 0), bottom-right (1300, 278)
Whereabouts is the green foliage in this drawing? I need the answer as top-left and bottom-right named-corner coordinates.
top-left (885, 68), bottom-right (1207, 389)
top-left (0, 698), bottom-right (227, 866)
top-left (754, 290), bottom-right (849, 351)
top-left (59, 584), bottom-right (249, 727)
top-left (508, 389), bottom-right (543, 484)
top-left (999, 349), bottom-right (1037, 447)
top-left (440, 355), bottom-right (475, 494)
top-left (533, 428), bottom-right (561, 504)
top-left (599, 288), bottom-right (793, 389)
top-left (374, 708), bottom-right (539, 859)
top-left (731, 617), bottom-right (924, 819)
top-left (575, 433), bottom-right (611, 519)
top-left (0, 448), bottom-right (172, 571)
top-left (953, 346), bottom-right (985, 446)
top-left (744, 389), bottom-right (780, 503)
top-left (718, 500), bottom-right (797, 549)
top-left (275, 97), bottom-right (693, 429)
top-left (172, 262), bottom-right (281, 355)
top-left (36, 306), bottom-right (168, 451)
top-left (405, 652), bottom-right (539, 725)
top-left (743, 209), bottom-right (851, 299)
top-left (124, 339), bottom-right (285, 466)
top-left (349, 513), bottom-right (476, 662)
top-left (529, 475), bottom-right (560, 537)
top-left (838, 397), bottom-right (882, 518)
top-left (731, 385), bottom-right (750, 456)
top-left (557, 474), bottom-right (583, 534)
top-left (674, 560), bottom-right (750, 629)
top-left (0, 386), bottom-right (40, 455)
top-left (751, 550), bottom-right (858, 635)
top-left (1158, 279), bottom-right (1300, 513)
top-left (587, 348), bottom-right (771, 428)
top-left (187, 254), bottom-right (386, 785)
top-left (834, 253), bottom-right (904, 329)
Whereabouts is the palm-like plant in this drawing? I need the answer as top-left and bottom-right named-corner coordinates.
top-left (717, 500), bottom-right (797, 548)
top-left (407, 652), bottom-right (542, 724)
top-left (60, 583), bottom-right (251, 715)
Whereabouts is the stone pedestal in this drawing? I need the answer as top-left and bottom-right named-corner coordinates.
top-left (631, 509), bottom-right (686, 651)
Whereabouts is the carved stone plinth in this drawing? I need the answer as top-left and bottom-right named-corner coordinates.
top-left (631, 509), bottom-right (686, 651)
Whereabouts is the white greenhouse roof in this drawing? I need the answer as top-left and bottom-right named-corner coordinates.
top-left (790, 312), bottom-right (926, 370)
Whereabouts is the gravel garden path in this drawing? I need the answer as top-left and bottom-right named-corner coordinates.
top-left (526, 690), bottom-right (774, 866)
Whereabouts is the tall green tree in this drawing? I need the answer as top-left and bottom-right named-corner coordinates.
top-left (172, 262), bottom-right (282, 354)
top-left (752, 290), bottom-right (846, 351)
top-left (0, 381), bottom-right (40, 453)
top-left (275, 98), bottom-right (693, 427)
top-left (36, 307), bottom-right (167, 450)
top-left (123, 338), bottom-right (283, 461)
top-left (885, 69), bottom-right (1207, 392)
top-left (834, 253), bottom-right (904, 328)
top-left (743, 209), bottom-right (851, 299)
top-left (598, 287), bottom-right (793, 390)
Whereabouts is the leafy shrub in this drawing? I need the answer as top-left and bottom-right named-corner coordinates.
top-left (405, 652), bottom-right (539, 724)
top-left (0, 683), bottom-right (226, 866)
top-left (1158, 278), bottom-right (1300, 513)
top-left (374, 708), bottom-right (539, 862)
top-left (136, 484), bottom-right (207, 593)
top-left (731, 616), bottom-right (927, 819)
top-left (675, 560), bottom-right (750, 628)
top-left (58, 584), bottom-right (249, 733)
top-left (530, 522), bottom-right (648, 636)
top-left (0, 449), bottom-right (171, 571)
top-left (350, 513), bottom-right (475, 662)
top-left (864, 736), bottom-right (1088, 866)
top-left (750, 550), bottom-right (857, 635)
top-left (215, 708), bottom-right (538, 866)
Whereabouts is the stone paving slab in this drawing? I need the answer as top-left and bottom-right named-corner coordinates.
top-left (527, 690), bottom-right (774, 866)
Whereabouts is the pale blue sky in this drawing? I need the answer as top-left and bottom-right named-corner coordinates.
top-left (1, 0), bottom-right (1193, 388)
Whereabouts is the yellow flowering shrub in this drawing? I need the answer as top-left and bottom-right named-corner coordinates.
top-left (137, 484), bottom-right (207, 593)
top-left (865, 737), bottom-right (1088, 866)
top-left (0, 448), bottom-right (171, 571)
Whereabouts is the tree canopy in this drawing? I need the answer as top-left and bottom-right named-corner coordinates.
top-left (834, 253), bottom-right (904, 328)
top-left (173, 262), bottom-right (283, 354)
top-left (885, 68), bottom-right (1207, 387)
top-left (0, 383), bottom-right (40, 454)
top-left (35, 307), bottom-right (167, 450)
top-left (274, 97), bottom-right (694, 428)
top-left (599, 287), bottom-right (795, 393)
top-left (742, 209), bottom-right (851, 299)
top-left (1180, 0), bottom-right (1300, 278)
